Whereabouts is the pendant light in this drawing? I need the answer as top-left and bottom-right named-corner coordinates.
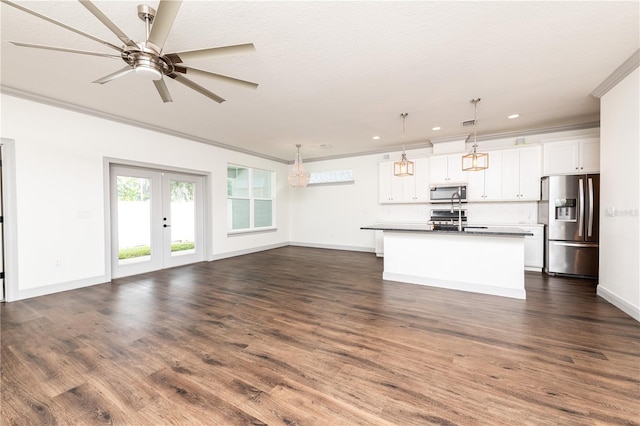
top-left (462, 98), bottom-right (489, 171)
top-left (288, 144), bottom-right (311, 187)
top-left (394, 112), bottom-right (414, 177)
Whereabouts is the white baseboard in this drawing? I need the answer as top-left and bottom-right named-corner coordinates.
top-left (10, 275), bottom-right (109, 302)
top-left (383, 272), bottom-right (527, 300)
top-left (210, 242), bottom-right (289, 261)
top-left (289, 241), bottom-right (374, 253)
top-left (597, 285), bottom-right (640, 322)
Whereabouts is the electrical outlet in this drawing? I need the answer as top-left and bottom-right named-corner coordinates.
top-left (54, 259), bottom-right (61, 268)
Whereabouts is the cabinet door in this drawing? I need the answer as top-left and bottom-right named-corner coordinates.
top-left (412, 158), bottom-right (429, 202)
top-left (483, 151), bottom-right (502, 200)
top-left (501, 149), bottom-right (521, 200)
top-left (579, 138), bottom-right (600, 173)
top-left (447, 154), bottom-right (468, 183)
top-left (379, 161), bottom-right (402, 203)
top-left (466, 168), bottom-right (486, 201)
top-left (522, 226), bottom-right (544, 269)
top-left (518, 146), bottom-right (541, 200)
top-left (429, 155), bottom-right (449, 183)
top-left (543, 141), bottom-right (579, 175)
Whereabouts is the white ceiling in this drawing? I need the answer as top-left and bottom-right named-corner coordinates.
top-left (1, 1), bottom-right (638, 162)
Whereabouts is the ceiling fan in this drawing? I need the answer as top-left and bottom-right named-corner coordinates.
top-left (2, 0), bottom-right (258, 104)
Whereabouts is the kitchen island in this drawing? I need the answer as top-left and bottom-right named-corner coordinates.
top-left (361, 224), bottom-right (533, 299)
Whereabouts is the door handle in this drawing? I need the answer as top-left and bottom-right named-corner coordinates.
top-left (552, 241), bottom-right (599, 248)
top-left (163, 224), bottom-right (171, 228)
top-left (588, 177), bottom-right (594, 237)
top-left (578, 178), bottom-right (584, 237)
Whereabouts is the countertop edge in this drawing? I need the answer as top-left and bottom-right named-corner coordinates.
top-left (360, 224), bottom-right (533, 237)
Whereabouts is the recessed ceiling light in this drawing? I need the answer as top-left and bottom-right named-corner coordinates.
top-left (432, 126), bottom-right (441, 131)
top-left (508, 114), bottom-right (520, 119)
top-left (372, 136), bottom-right (381, 140)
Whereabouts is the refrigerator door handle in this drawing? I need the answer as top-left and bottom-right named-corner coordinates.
top-left (588, 177), bottom-right (594, 237)
top-left (578, 177), bottom-right (584, 237)
top-left (552, 241), bottom-right (599, 248)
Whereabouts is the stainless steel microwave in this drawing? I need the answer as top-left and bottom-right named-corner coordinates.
top-left (429, 184), bottom-right (467, 203)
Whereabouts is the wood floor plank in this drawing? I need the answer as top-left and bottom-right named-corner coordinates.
top-left (1, 246), bottom-right (639, 425)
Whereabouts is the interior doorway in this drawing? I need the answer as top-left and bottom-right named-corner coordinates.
top-left (110, 164), bottom-right (205, 279)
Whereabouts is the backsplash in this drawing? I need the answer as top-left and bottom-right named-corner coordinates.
top-left (375, 202), bottom-right (539, 225)
top-left (465, 202), bottom-right (539, 224)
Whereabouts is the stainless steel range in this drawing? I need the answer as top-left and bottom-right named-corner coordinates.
top-left (428, 209), bottom-right (467, 231)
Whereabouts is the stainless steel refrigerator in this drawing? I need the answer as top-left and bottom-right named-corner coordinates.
top-left (539, 175), bottom-right (599, 278)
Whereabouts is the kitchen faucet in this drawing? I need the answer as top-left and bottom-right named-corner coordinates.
top-left (450, 187), bottom-right (463, 231)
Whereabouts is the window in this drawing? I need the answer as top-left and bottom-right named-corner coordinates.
top-left (227, 165), bottom-right (275, 231)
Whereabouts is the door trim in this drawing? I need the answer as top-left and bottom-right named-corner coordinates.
top-left (0, 139), bottom-right (18, 302)
top-left (103, 158), bottom-right (211, 281)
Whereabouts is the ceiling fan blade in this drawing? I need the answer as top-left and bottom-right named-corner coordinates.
top-left (180, 66), bottom-right (258, 90)
top-left (146, 0), bottom-right (182, 53)
top-left (9, 41), bottom-right (122, 59)
top-left (0, 0), bottom-right (123, 52)
top-left (93, 66), bottom-right (134, 84)
top-left (166, 43), bottom-right (255, 63)
top-left (79, 1), bottom-right (137, 48)
top-left (168, 73), bottom-right (225, 103)
top-left (153, 79), bottom-right (173, 103)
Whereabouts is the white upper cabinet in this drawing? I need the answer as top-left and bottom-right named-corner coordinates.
top-left (467, 151), bottom-right (503, 201)
top-left (543, 137), bottom-right (600, 175)
top-left (501, 146), bottom-right (541, 201)
top-left (429, 154), bottom-right (468, 184)
top-left (379, 157), bottom-right (428, 204)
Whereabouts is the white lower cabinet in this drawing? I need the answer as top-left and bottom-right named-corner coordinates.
top-left (521, 225), bottom-right (544, 271)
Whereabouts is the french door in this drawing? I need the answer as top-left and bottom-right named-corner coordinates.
top-left (110, 165), bottom-right (204, 278)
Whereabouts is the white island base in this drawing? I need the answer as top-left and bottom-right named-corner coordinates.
top-left (383, 231), bottom-right (527, 299)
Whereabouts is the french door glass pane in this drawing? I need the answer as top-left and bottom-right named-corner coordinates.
top-left (170, 179), bottom-right (196, 256)
top-left (228, 199), bottom-right (250, 229)
top-left (254, 200), bottom-right (272, 227)
top-left (116, 176), bottom-right (151, 264)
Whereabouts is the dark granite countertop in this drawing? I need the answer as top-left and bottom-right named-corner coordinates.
top-left (360, 223), bottom-right (533, 237)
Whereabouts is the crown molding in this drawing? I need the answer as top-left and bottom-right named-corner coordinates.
top-left (591, 49), bottom-right (640, 98)
top-left (0, 86), bottom-right (289, 164)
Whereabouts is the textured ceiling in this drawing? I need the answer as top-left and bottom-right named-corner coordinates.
top-left (1, 1), bottom-right (638, 162)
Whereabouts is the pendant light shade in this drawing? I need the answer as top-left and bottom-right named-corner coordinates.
top-left (462, 98), bottom-right (489, 172)
top-left (288, 144), bottom-right (310, 187)
top-left (394, 112), bottom-right (414, 177)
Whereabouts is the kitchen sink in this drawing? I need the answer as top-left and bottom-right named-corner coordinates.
top-left (463, 226), bottom-right (488, 230)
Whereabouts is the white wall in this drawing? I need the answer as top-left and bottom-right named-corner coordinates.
top-left (1, 94), bottom-right (289, 301)
top-left (598, 67), bottom-right (640, 321)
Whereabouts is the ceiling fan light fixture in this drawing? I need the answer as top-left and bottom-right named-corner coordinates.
top-left (134, 64), bottom-right (162, 80)
top-left (133, 56), bottom-right (163, 80)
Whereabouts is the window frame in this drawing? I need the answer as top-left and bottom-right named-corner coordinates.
top-left (227, 164), bottom-right (276, 234)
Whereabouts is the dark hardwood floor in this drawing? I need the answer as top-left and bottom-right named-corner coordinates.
top-left (2, 246), bottom-right (639, 425)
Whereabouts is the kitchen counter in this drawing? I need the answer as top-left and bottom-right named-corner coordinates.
top-left (361, 223), bottom-right (530, 299)
top-left (361, 223), bottom-right (533, 237)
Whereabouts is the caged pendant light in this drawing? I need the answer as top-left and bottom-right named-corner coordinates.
top-left (288, 144), bottom-right (311, 187)
top-left (462, 98), bottom-right (489, 171)
top-left (394, 112), bottom-right (414, 177)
